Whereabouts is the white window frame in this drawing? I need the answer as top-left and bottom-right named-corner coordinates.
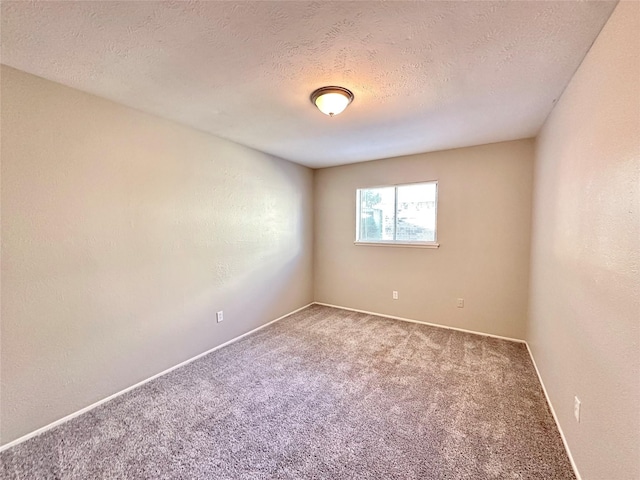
top-left (354, 181), bottom-right (439, 248)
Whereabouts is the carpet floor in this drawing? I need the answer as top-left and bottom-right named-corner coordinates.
top-left (1, 305), bottom-right (575, 479)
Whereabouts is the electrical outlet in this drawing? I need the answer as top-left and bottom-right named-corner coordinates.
top-left (216, 311), bottom-right (224, 323)
top-left (456, 298), bottom-right (464, 308)
top-left (574, 396), bottom-right (581, 423)
top-left (392, 291), bottom-right (398, 300)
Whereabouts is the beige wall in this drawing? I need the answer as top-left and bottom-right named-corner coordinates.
top-left (0, 66), bottom-right (314, 445)
top-left (314, 139), bottom-right (534, 340)
top-left (528, 2), bottom-right (640, 479)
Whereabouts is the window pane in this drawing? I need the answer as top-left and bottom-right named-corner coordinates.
top-left (358, 187), bottom-right (395, 242)
top-left (395, 183), bottom-right (436, 242)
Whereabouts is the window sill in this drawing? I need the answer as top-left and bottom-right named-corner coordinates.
top-left (354, 241), bottom-right (440, 249)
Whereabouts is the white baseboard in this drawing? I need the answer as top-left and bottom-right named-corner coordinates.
top-left (0, 302), bottom-right (313, 453)
top-left (525, 343), bottom-right (582, 480)
top-left (313, 302), bottom-right (526, 343)
top-left (3, 301), bottom-right (580, 480)
top-left (314, 302), bottom-right (580, 478)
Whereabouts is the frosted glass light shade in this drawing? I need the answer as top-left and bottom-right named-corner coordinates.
top-left (315, 92), bottom-right (349, 116)
top-left (310, 86), bottom-right (354, 116)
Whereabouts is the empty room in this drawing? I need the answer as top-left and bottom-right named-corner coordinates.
top-left (1, 1), bottom-right (638, 479)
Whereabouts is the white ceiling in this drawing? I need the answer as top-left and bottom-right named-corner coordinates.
top-left (1, 1), bottom-right (617, 168)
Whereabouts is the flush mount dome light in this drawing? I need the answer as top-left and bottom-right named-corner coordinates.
top-left (310, 86), bottom-right (354, 116)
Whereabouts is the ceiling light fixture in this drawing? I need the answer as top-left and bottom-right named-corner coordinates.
top-left (310, 86), bottom-right (354, 117)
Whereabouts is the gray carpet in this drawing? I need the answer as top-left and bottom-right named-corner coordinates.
top-left (1, 305), bottom-right (575, 479)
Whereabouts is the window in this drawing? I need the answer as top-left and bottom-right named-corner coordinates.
top-left (355, 181), bottom-right (438, 247)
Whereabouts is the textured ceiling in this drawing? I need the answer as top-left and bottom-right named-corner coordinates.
top-left (1, 1), bottom-right (617, 168)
